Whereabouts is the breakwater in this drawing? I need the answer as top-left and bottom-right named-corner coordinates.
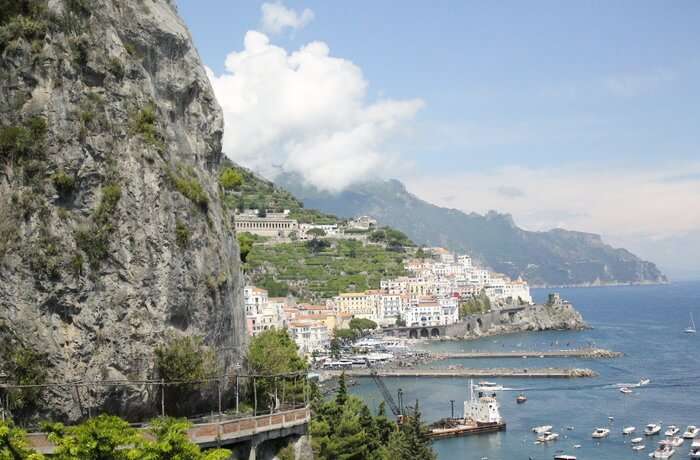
top-left (321, 367), bottom-right (597, 379)
top-left (433, 347), bottom-right (622, 359)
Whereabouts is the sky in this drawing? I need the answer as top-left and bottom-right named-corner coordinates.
top-left (177, 1), bottom-right (700, 280)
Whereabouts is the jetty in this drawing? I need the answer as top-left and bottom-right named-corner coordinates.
top-left (321, 367), bottom-right (597, 379)
top-left (434, 347), bottom-right (622, 360)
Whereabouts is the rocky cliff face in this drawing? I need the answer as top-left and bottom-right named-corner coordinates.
top-left (0, 0), bottom-right (246, 421)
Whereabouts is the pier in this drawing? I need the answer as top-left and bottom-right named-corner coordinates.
top-left (433, 347), bottom-right (622, 359)
top-left (321, 367), bottom-right (597, 379)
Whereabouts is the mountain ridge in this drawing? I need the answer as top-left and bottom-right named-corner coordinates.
top-left (274, 174), bottom-right (667, 287)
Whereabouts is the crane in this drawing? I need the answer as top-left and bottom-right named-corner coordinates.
top-left (365, 358), bottom-right (403, 420)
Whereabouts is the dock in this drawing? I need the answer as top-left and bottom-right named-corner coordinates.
top-left (433, 347), bottom-right (622, 360)
top-left (321, 367), bottom-right (597, 379)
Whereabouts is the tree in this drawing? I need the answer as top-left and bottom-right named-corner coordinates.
top-left (0, 342), bottom-right (48, 419)
top-left (139, 417), bottom-right (231, 460)
top-left (45, 415), bottom-right (142, 460)
top-left (247, 330), bottom-right (308, 411)
top-left (349, 318), bottom-right (377, 332)
top-left (333, 328), bottom-right (357, 342)
top-left (306, 228), bottom-right (326, 237)
top-left (399, 401), bottom-right (436, 460)
top-left (237, 232), bottom-right (255, 263)
top-left (305, 238), bottom-right (330, 254)
top-left (218, 167), bottom-right (243, 191)
top-left (154, 336), bottom-right (218, 416)
top-left (0, 420), bottom-right (45, 459)
top-left (329, 337), bottom-right (341, 359)
top-left (395, 316), bottom-right (406, 327)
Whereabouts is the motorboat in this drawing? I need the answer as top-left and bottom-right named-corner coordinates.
top-left (623, 426), bottom-right (637, 435)
top-left (516, 394), bottom-right (527, 404)
top-left (620, 387), bottom-right (633, 394)
top-left (667, 436), bottom-right (683, 448)
top-left (665, 426), bottom-right (680, 437)
top-left (592, 427), bottom-right (611, 439)
top-left (683, 425), bottom-right (700, 439)
top-left (632, 437), bottom-right (644, 444)
top-left (554, 455), bottom-right (577, 460)
top-left (475, 381), bottom-right (504, 392)
top-left (632, 444), bottom-right (646, 451)
top-left (645, 424), bottom-right (662, 436)
top-left (649, 440), bottom-right (675, 459)
top-left (639, 378), bottom-right (651, 386)
top-left (533, 425), bottom-right (554, 434)
top-left (689, 440), bottom-right (700, 459)
top-left (537, 431), bottom-right (559, 443)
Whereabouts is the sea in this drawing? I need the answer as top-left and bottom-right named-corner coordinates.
top-left (350, 281), bottom-right (700, 460)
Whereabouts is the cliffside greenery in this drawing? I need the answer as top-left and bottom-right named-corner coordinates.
top-left (0, 337), bottom-right (48, 418)
top-left (458, 291), bottom-right (492, 318)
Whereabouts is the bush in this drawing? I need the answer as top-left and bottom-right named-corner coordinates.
top-left (131, 104), bottom-right (165, 152)
top-left (349, 318), bottom-right (377, 332)
top-left (0, 419), bottom-right (44, 459)
top-left (108, 57), bottom-right (124, 79)
top-left (306, 228), bottom-right (326, 237)
top-left (167, 168), bottom-right (209, 211)
top-left (0, 116), bottom-right (46, 161)
top-left (0, 343), bottom-right (48, 416)
top-left (218, 167), bottom-right (243, 190)
top-left (75, 225), bottom-right (109, 269)
top-left (94, 183), bottom-right (121, 224)
top-left (52, 170), bottom-right (75, 195)
top-left (175, 220), bottom-right (190, 248)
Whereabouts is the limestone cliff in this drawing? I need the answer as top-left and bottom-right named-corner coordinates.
top-left (0, 0), bottom-right (246, 421)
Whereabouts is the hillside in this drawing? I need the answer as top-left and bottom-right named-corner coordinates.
top-left (275, 175), bottom-right (667, 286)
top-left (0, 0), bottom-right (246, 421)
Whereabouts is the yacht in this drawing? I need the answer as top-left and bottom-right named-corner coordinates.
top-left (537, 431), bottom-right (559, 443)
top-left (475, 381), bottom-right (504, 392)
top-left (645, 424), bottom-right (662, 436)
top-left (639, 378), bottom-right (651, 386)
top-left (516, 394), bottom-right (527, 404)
top-left (620, 387), bottom-right (633, 394)
top-left (668, 436), bottom-right (684, 448)
top-left (632, 444), bottom-right (645, 451)
top-left (685, 312), bottom-right (696, 334)
top-left (689, 440), bottom-right (700, 459)
top-left (554, 455), bottom-right (577, 460)
top-left (649, 440), bottom-right (675, 459)
top-left (623, 426), bottom-right (637, 435)
top-left (533, 425), bottom-right (554, 434)
top-left (683, 426), bottom-right (700, 439)
top-left (665, 426), bottom-right (680, 437)
top-left (632, 437), bottom-right (645, 444)
top-left (592, 427), bottom-right (611, 439)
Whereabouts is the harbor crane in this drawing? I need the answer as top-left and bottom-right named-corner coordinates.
top-left (364, 358), bottom-right (404, 421)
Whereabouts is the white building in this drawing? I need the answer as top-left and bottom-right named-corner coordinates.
top-left (244, 286), bottom-right (268, 316)
top-left (405, 297), bottom-right (444, 327)
top-left (288, 320), bottom-right (330, 354)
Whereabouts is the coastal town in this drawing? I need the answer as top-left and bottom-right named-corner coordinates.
top-left (244, 239), bottom-right (534, 355)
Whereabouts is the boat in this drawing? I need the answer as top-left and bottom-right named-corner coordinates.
top-left (685, 312), bottom-right (697, 334)
top-left (649, 440), bottom-right (675, 458)
top-left (554, 455), bottom-right (577, 460)
top-left (645, 424), bottom-right (662, 436)
top-left (592, 427), bottom-right (611, 439)
top-left (665, 426), bottom-right (680, 437)
top-left (516, 394), bottom-right (527, 404)
top-left (474, 381), bottom-right (504, 392)
top-left (683, 426), bottom-right (700, 439)
top-left (632, 437), bottom-right (644, 444)
top-left (668, 436), bottom-right (683, 448)
top-left (639, 378), bottom-right (651, 386)
top-left (537, 431), bottom-right (559, 442)
top-left (623, 426), bottom-right (637, 435)
top-left (620, 387), bottom-right (633, 394)
top-left (533, 425), bottom-right (554, 434)
top-left (633, 444), bottom-right (646, 451)
top-left (690, 440), bottom-right (700, 459)
top-left (427, 380), bottom-right (506, 439)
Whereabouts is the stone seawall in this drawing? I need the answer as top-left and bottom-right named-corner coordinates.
top-left (443, 303), bottom-right (587, 339)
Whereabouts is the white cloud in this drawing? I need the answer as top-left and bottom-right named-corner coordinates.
top-left (206, 31), bottom-right (424, 191)
top-left (603, 69), bottom-right (675, 97)
top-left (260, 2), bottom-right (314, 35)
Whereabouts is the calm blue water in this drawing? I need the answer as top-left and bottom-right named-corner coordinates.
top-left (350, 281), bottom-right (700, 459)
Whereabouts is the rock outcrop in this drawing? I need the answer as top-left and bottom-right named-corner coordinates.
top-left (0, 0), bottom-right (246, 421)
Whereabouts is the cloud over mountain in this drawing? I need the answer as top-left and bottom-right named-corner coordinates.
top-left (260, 1), bottom-right (314, 35)
top-left (206, 18), bottom-right (423, 192)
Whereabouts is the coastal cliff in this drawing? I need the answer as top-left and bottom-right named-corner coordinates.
top-left (0, 0), bottom-right (246, 421)
top-left (445, 302), bottom-right (587, 339)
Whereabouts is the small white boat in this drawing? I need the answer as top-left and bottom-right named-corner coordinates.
top-left (533, 425), bottom-right (554, 434)
top-left (690, 440), bottom-right (700, 459)
top-left (649, 441), bottom-right (676, 458)
top-left (639, 378), bottom-right (651, 386)
top-left (592, 427), bottom-right (611, 439)
top-left (554, 455), bottom-right (577, 460)
top-left (620, 387), bottom-right (633, 394)
top-left (633, 444), bottom-right (646, 451)
top-left (683, 425), bottom-right (700, 439)
top-left (665, 426), bottom-right (680, 437)
top-left (685, 312), bottom-right (696, 334)
top-left (632, 437), bottom-right (644, 443)
top-left (537, 431), bottom-right (559, 442)
top-left (475, 381), bottom-right (504, 391)
top-left (645, 424), bottom-right (662, 436)
top-left (623, 426), bottom-right (637, 435)
top-left (667, 436), bottom-right (683, 448)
